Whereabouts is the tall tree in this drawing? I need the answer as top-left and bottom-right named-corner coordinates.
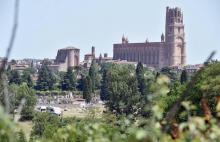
top-left (180, 70), bottom-right (188, 84)
top-left (36, 63), bottom-right (56, 91)
top-left (83, 76), bottom-right (92, 103)
top-left (89, 60), bottom-right (97, 93)
top-left (61, 67), bottom-right (76, 91)
top-left (22, 69), bottom-right (33, 87)
top-left (26, 74), bottom-right (33, 88)
top-left (8, 70), bottom-right (22, 85)
top-left (107, 64), bottom-right (141, 115)
top-left (136, 62), bottom-right (146, 95)
top-left (100, 69), bottom-right (109, 101)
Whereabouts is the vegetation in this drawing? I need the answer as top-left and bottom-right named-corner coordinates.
top-left (8, 70), bottom-right (22, 85)
top-left (60, 67), bottom-right (76, 91)
top-left (100, 69), bottom-right (109, 101)
top-left (180, 69), bottom-right (188, 84)
top-left (89, 60), bottom-right (100, 93)
top-left (82, 76), bottom-right (92, 103)
top-left (1, 60), bottom-right (220, 142)
top-left (35, 63), bottom-right (56, 91)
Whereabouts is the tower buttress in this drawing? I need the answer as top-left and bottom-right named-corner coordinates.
top-left (165, 7), bottom-right (186, 66)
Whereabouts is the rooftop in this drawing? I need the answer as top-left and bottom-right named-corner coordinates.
top-left (60, 46), bottom-right (80, 50)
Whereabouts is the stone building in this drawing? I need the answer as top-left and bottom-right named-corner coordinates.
top-left (83, 46), bottom-right (113, 68)
top-left (53, 47), bottom-right (80, 71)
top-left (113, 7), bottom-right (186, 68)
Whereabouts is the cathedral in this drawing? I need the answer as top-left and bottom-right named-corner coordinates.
top-left (113, 7), bottom-right (186, 68)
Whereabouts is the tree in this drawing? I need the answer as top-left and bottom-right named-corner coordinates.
top-left (166, 61), bottom-right (220, 123)
top-left (14, 84), bottom-right (37, 120)
top-left (100, 69), bottom-right (109, 101)
top-left (61, 67), bottom-right (76, 91)
top-left (8, 70), bottom-right (22, 85)
top-left (136, 62), bottom-right (146, 95)
top-left (26, 74), bottom-right (33, 88)
top-left (106, 64), bottom-right (141, 115)
top-left (22, 69), bottom-right (34, 87)
top-left (89, 60), bottom-right (99, 93)
top-left (77, 75), bottom-right (84, 91)
top-left (180, 70), bottom-right (188, 84)
top-left (83, 76), bottom-right (92, 103)
top-left (36, 63), bottom-right (56, 91)
top-left (160, 67), bottom-right (179, 83)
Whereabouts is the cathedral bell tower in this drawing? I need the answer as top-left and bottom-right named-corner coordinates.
top-left (165, 7), bottom-right (186, 66)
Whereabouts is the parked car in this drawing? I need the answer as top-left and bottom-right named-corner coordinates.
top-left (46, 106), bottom-right (62, 116)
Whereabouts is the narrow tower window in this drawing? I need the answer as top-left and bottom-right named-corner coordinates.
top-left (178, 27), bottom-right (181, 33)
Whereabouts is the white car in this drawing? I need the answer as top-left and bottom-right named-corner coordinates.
top-left (47, 106), bottom-right (62, 116)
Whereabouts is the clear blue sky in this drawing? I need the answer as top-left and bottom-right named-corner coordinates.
top-left (0, 0), bottom-right (220, 64)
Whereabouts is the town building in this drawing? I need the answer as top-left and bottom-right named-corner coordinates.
top-left (52, 47), bottom-right (80, 72)
top-left (113, 7), bottom-right (186, 68)
top-left (83, 46), bottom-right (113, 68)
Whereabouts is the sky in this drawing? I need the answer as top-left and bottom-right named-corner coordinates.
top-left (0, 0), bottom-right (220, 64)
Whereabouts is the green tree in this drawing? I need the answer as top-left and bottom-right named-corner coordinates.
top-left (14, 84), bottom-right (37, 120)
top-left (27, 74), bottom-right (33, 88)
top-left (8, 70), bottom-right (22, 85)
top-left (22, 70), bottom-right (33, 87)
top-left (31, 112), bottom-right (60, 138)
top-left (107, 64), bottom-right (141, 115)
top-left (89, 60), bottom-right (99, 93)
top-left (136, 62), bottom-right (146, 95)
top-left (100, 69), bottom-right (109, 101)
top-left (180, 70), bottom-right (188, 84)
top-left (61, 67), bottom-right (76, 91)
top-left (160, 66), bottom-right (179, 83)
top-left (36, 63), bottom-right (56, 90)
top-left (83, 76), bottom-right (92, 103)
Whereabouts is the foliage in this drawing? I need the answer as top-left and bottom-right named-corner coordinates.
top-left (100, 69), bottom-right (109, 101)
top-left (17, 130), bottom-right (27, 142)
top-left (35, 63), bottom-right (56, 91)
top-left (8, 70), bottom-right (22, 85)
top-left (21, 68), bottom-right (35, 88)
top-left (1, 61), bottom-right (220, 142)
top-left (0, 106), bottom-right (18, 142)
top-left (61, 67), bottom-right (76, 91)
top-left (89, 60), bottom-right (101, 93)
top-left (160, 67), bottom-right (180, 83)
top-left (10, 84), bottom-right (37, 120)
top-left (136, 62), bottom-right (146, 95)
top-left (31, 112), bottom-right (61, 139)
top-left (106, 64), bottom-right (142, 115)
top-left (157, 81), bottom-right (186, 116)
top-left (83, 76), bottom-right (92, 103)
top-left (180, 70), bottom-right (188, 84)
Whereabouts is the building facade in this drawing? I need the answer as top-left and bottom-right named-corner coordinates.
top-left (113, 7), bottom-right (186, 68)
top-left (53, 47), bottom-right (80, 71)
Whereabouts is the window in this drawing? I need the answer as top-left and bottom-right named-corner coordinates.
top-left (178, 27), bottom-right (181, 33)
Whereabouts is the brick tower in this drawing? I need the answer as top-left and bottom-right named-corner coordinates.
top-left (165, 7), bottom-right (186, 66)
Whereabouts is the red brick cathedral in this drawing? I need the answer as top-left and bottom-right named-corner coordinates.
top-left (113, 7), bottom-right (186, 68)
